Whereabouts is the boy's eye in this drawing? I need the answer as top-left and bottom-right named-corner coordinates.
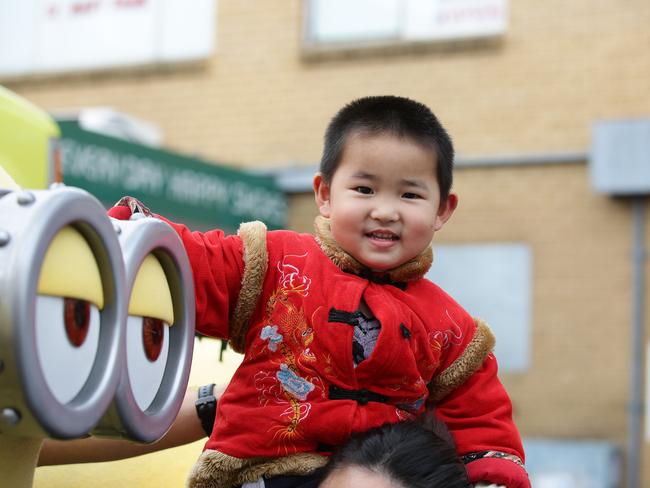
top-left (402, 192), bottom-right (422, 199)
top-left (355, 186), bottom-right (373, 195)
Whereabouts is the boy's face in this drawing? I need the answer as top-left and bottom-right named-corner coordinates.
top-left (314, 131), bottom-right (457, 272)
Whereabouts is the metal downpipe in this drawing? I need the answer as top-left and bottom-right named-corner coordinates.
top-left (628, 198), bottom-right (647, 488)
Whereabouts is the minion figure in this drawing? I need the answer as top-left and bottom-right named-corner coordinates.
top-left (0, 167), bottom-right (195, 487)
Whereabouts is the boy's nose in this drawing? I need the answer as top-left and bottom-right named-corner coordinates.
top-left (370, 205), bottom-right (399, 222)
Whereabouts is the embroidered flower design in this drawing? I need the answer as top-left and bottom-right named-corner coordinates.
top-left (276, 363), bottom-right (315, 401)
top-left (261, 325), bottom-right (283, 351)
top-left (432, 310), bottom-right (464, 350)
top-left (254, 370), bottom-right (285, 405)
top-left (278, 254), bottom-right (311, 296)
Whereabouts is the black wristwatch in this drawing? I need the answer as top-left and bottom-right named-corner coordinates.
top-left (195, 383), bottom-right (217, 437)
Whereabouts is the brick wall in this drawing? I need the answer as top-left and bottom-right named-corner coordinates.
top-left (7, 1), bottom-right (650, 165)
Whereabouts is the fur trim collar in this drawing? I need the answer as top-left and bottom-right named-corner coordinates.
top-left (313, 216), bottom-right (433, 283)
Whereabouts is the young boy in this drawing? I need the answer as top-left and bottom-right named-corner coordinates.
top-left (109, 96), bottom-right (529, 488)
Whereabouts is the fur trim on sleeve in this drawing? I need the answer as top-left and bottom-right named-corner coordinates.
top-left (229, 221), bottom-right (268, 353)
top-left (429, 318), bottom-right (496, 402)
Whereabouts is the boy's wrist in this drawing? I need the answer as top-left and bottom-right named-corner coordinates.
top-left (195, 383), bottom-right (217, 437)
top-left (465, 456), bottom-right (530, 488)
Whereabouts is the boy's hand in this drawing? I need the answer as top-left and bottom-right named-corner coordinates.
top-left (107, 196), bottom-right (152, 220)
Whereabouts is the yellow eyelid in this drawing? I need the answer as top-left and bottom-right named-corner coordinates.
top-left (37, 226), bottom-right (104, 309)
top-left (129, 254), bottom-right (174, 325)
top-left (0, 165), bottom-right (20, 190)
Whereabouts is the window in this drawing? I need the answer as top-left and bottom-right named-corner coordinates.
top-left (0, 0), bottom-right (216, 78)
top-left (426, 243), bottom-right (531, 372)
top-left (304, 0), bottom-right (508, 48)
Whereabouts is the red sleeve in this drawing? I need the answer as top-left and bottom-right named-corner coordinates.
top-left (436, 354), bottom-right (530, 487)
top-left (161, 218), bottom-right (245, 339)
top-left (107, 202), bottom-right (245, 339)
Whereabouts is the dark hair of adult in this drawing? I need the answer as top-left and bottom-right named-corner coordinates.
top-left (320, 95), bottom-right (455, 202)
top-left (318, 416), bottom-right (471, 488)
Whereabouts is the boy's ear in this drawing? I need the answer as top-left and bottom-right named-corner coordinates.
top-left (434, 192), bottom-right (458, 231)
top-left (313, 173), bottom-right (332, 218)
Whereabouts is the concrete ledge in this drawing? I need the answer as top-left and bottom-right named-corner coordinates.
top-left (264, 150), bottom-right (587, 193)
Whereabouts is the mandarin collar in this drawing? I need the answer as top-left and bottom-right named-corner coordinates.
top-left (313, 216), bottom-right (433, 284)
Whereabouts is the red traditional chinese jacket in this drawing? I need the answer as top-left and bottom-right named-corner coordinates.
top-left (109, 202), bottom-right (529, 488)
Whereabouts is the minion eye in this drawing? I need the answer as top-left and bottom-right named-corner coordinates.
top-left (64, 297), bottom-right (92, 347)
top-left (34, 225), bottom-right (105, 406)
top-left (107, 216), bottom-right (195, 443)
top-left (35, 295), bottom-right (101, 405)
top-left (0, 186), bottom-right (125, 440)
top-left (126, 313), bottom-right (170, 411)
top-left (142, 317), bottom-right (166, 362)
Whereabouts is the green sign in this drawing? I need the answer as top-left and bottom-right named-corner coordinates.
top-left (58, 121), bottom-right (286, 232)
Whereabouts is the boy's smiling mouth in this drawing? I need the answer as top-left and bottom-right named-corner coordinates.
top-left (366, 230), bottom-right (400, 244)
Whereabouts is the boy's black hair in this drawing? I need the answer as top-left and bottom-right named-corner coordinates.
top-left (319, 415), bottom-right (471, 488)
top-left (320, 95), bottom-right (454, 201)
